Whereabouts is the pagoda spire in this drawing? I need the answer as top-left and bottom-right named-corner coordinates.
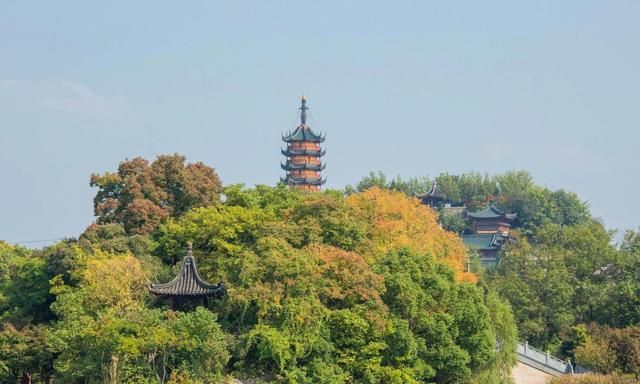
top-left (300, 95), bottom-right (308, 125)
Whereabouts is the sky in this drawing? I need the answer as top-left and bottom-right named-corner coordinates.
top-left (1, 1), bottom-right (638, 246)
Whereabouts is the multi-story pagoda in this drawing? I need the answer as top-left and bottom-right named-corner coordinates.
top-left (281, 96), bottom-right (326, 191)
top-left (150, 242), bottom-right (225, 310)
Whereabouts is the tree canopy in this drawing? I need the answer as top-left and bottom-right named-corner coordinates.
top-left (0, 164), bottom-right (518, 383)
top-left (90, 154), bottom-right (222, 235)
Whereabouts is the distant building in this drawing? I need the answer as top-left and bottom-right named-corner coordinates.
top-left (150, 242), bottom-right (226, 309)
top-left (462, 203), bottom-right (516, 267)
top-left (416, 181), bottom-right (448, 207)
top-left (281, 96), bottom-right (326, 191)
top-left (467, 203), bottom-right (517, 236)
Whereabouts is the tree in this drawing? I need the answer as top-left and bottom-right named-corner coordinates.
top-left (346, 187), bottom-right (476, 282)
top-left (0, 323), bottom-right (55, 384)
top-left (90, 154), bottom-right (222, 235)
top-left (487, 237), bottom-right (576, 351)
top-left (575, 324), bottom-right (640, 379)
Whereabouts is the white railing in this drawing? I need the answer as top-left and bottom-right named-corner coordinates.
top-left (516, 341), bottom-right (571, 374)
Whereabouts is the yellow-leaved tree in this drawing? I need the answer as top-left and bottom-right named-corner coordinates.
top-left (346, 187), bottom-right (476, 282)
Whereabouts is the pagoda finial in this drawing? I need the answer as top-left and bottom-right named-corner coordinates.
top-left (299, 95), bottom-right (308, 126)
top-left (186, 241), bottom-right (193, 256)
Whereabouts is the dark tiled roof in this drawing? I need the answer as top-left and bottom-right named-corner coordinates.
top-left (416, 181), bottom-right (445, 200)
top-left (281, 162), bottom-right (325, 171)
top-left (467, 203), bottom-right (517, 220)
top-left (150, 246), bottom-right (225, 298)
top-left (281, 147), bottom-right (326, 157)
top-left (281, 176), bottom-right (326, 186)
top-left (282, 125), bottom-right (325, 143)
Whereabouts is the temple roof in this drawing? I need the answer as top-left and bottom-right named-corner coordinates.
top-left (281, 147), bottom-right (326, 157)
top-left (467, 203), bottom-right (517, 220)
top-left (150, 243), bottom-right (226, 297)
top-left (281, 162), bottom-right (325, 171)
top-left (281, 176), bottom-right (326, 186)
top-left (462, 233), bottom-right (502, 250)
top-left (416, 181), bottom-right (446, 200)
top-left (282, 97), bottom-right (325, 143)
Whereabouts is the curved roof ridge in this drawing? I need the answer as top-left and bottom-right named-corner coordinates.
top-left (150, 244), bottom-right (225, 297)
top-left (467, 202), bottom-right (517, 220)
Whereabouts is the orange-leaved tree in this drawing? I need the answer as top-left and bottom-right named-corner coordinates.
top-left (346, 187), bottom-right (476, 282)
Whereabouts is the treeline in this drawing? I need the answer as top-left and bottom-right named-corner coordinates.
top-left (352, 170), bottom-right (640, 379)
top-left (347, 170), bottom-right (591, 234)
top-left (1, 155), bottom-right (517, 384)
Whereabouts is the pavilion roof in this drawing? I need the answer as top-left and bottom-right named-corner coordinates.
top-left (416, 181), bottom-right (446, 200)
top-left (150, 244), bottom-right (225, 298)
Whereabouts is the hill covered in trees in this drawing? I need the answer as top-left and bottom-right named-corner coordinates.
top-left (351, 170), bottom-right (640, 380)
top-left (1, 157), bottom-right (639, 383)
top-left (0, 155), bottom-right (516, 384)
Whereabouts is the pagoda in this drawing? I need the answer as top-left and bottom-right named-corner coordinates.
top-left (150, 242), bottom-right (226, 309)
top-left (281, 96), bottom-right (326, 191)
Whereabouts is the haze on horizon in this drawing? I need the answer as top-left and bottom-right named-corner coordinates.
top-left (1, 1), bottom-right (638, 246)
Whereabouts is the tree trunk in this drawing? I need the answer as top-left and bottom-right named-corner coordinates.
top-left (105, 355), bottom-right (119, 384)
top-left (20, 372), bottom-right (32, 384)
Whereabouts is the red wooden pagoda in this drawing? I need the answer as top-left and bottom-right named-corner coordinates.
top-left (281, 96), bottom-right (326, 191)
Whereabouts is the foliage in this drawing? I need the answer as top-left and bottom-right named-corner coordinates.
top-left (575, 324), bottom-right (640, 379)
top-left (90, 154), bottom-right (222, 235)
top-left (0, 323), bottom-right (55, 384)
top-left (350, 170), bottom-right (591, 234)
top-left (0, 243), bottom-right (53, 325)
top-left (49, 251), bottom-right (230, 383)
top-left (152, 186), bottom-right (510, 382)
top-left (1, 177), bottom-right (521, 382)
top-left (346, 188), bottom-right (476, 282)
top-left (549, 374), bottom-right (636, 384)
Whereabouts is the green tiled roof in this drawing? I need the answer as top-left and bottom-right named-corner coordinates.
top-left (467, 203), bottom-right (517, 220)
top-left (462, 233), bottom-right (499, 250)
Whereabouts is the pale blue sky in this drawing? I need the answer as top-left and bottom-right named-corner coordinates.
top-left (1, 1), bottom-right (638, 245)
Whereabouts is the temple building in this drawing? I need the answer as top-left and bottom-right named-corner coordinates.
top-left (462, 203), bottom-right (517, 268)
top-left (281, 96), bottom-right (326, 191)
top-left (467, 203), bottom-right (517, 236)
top-left (150, 242), bottom-right (226, 310)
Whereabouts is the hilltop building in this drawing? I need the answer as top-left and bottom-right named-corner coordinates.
top-left (416, 181), bottom-right (448, 208)
top-left (461, 203), bottom-right (516, 267)
top-left (150, 242), bottom-right (226, 310)
top-left (281, 96), bottom-right (326, 191)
